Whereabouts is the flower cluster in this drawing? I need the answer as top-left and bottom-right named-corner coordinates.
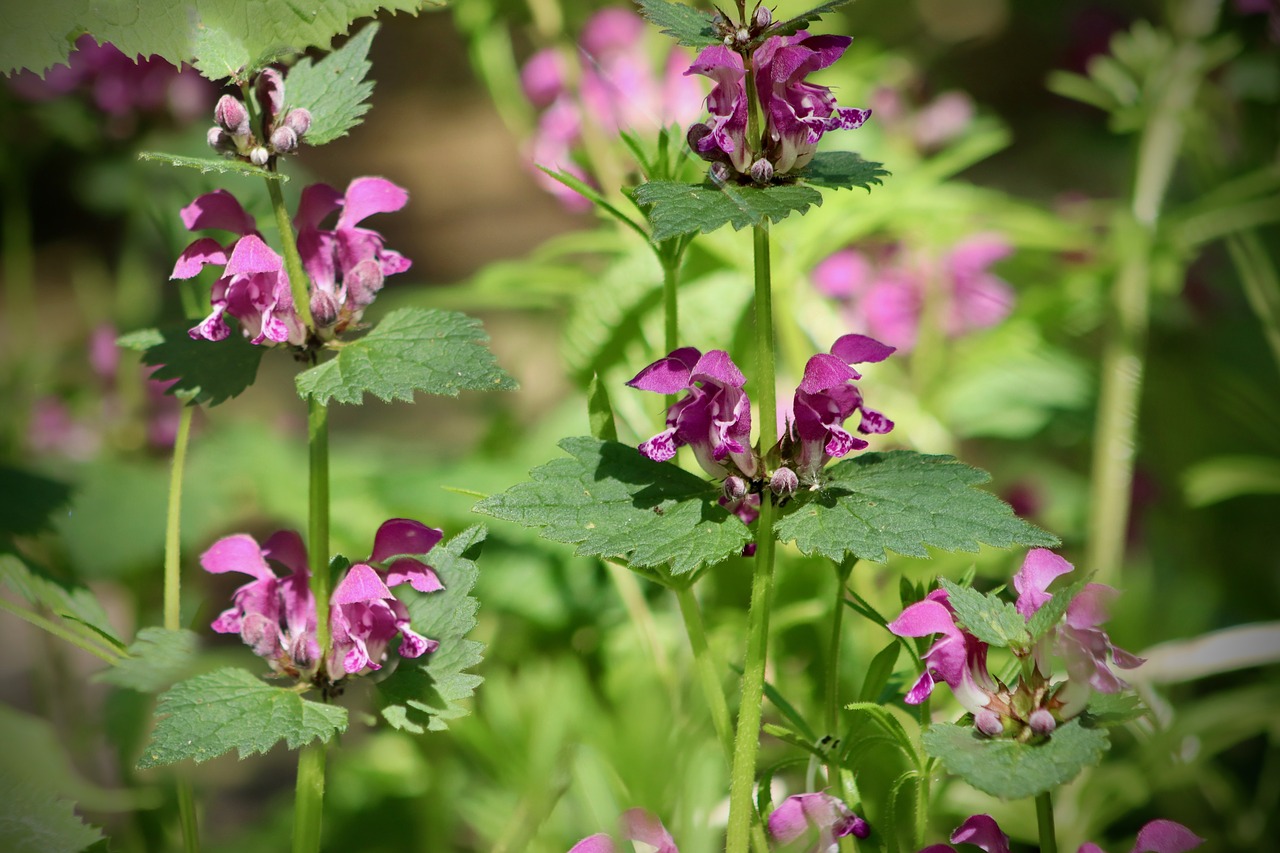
top-left (628, 334), bottom-right (893, 499)
top-left (888, 549), bottom-right (1143, 737)
top-left (566, 794), bottom-right (868, 853)
top-left (812, 236), bottom-right (1014, 352)
top-left (685, 6), bottom-right (870, 184)
top-left (171, 177), bottom-right (410, 346)
top-left (203, 518), bottom-right (443, 684)
top-left (207, 69), bottom-right (312, 166)
top-left (919, 813), bottom-right (1202, 853)
top-left (520, 8), bottom-right (704, 209)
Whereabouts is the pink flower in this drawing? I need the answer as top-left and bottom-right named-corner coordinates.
top-left (920, 815), bottom-right (1203, 853)
top-left (768, 793), bottom-right (870, 853)
top-left (567, 809), bottom-right (678, 853)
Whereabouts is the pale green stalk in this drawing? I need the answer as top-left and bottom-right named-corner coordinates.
top-left (1036, 791), bottom-right (1058, 853)
top-left (675, 586), bottom-right (734, 762)
top-left (0, 598), bottom-right (121, 665)
top-left (293, 743), bottom-right (327, 853)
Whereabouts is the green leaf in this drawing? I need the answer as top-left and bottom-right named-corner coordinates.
top-left (0, 466), bottom-right (71, 537)
top-left (632, 180), bottom-right (824, 242)
top-left (1024, 575), bottom-right (1091, 644)
top-left (137, 152), bottom-right (287, 181)
top-left (295, 307), bottom-right (517, 405)
top-left (796, 151), bottom-right (889, 191)
top-left (1183, 455), bottom-right (1280, 506)
top-left (921, 719), bottom-right (1109, 799)
top-left (0, 552), bottom-right (123, 647)
top-left (859, 641), bottom-right (902, 703)
top-left (119, 324), bottom-right (264, 407)
top-left (1084, 693), bottom-right (1149, 727)
top-left (586, 374), bottom-right (619, 442)
top-left (473, 437), bottom-right (753, 575)
top-left (0, 776), bottom-right (102, 853)
top-left (774, 451), bottom-right (1059, 563)
top-left (137, 667), bottom-right (348, 767)
top-left (284, 22), bottom-right (377, 145)
top-left (766, 0), bottom-right (854, 38)
top-left (97, 628), bottom-right (200, 693)
top-left (376, 527), bottom-right (486, 734)
top-left (936, 579), bottom-right (1030, 649)
top-left (635, 0), bottom-right (720, 47)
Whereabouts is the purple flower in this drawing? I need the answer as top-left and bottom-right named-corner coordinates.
top-left (768, 793), bottom-right (870, 853)
top-left (920, 816), bottom-right (1202, 853)
top-left (887, 590), bottom-right (998, 719)
top-left (202, 518), bottom-right (443, 683)
top-left (295, 177), bottom-right (412, 335)
top-left (628, 347), bottom-right (758, 479)
top-left (812, 237), bottom-right (1014, 352)
top-left (784, 334), bottom-right (895, 484)
top-left (685, 32), bottom-right (869, 180)
top-left (567, 809), bottom-right (678, 853)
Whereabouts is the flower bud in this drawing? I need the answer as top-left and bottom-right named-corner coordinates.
top-left (723, 476), bottom-right (748, 502)
top-left (345, 259), bottom-right (385, 309)
top-left (753, 4), bottom-right (772, 31)
top-left (270, 125), bottom-right (298, 154)
top-left (207, 127), bottom-right (236, 155)
top-left (709, 161), bottom-right (731, 185)
top-left (256, 68), bottom-right (284, 119)
top-left (310, 289), bottom-right (340, 328)
top-left (249, 146), bottom-right (270, 167)
top-left (975, 709), bottom-right (1004, 737)
top-left (283, 107), bottom-right (312, 136)
top-left (214, 94), bottom-right (249, 134)
top-left (750, 157), bottom-right (774, 184)
top-left (849, 816), bottom-right (870, 840)
top-left (769, 466), bottom-right (798, 498)
top-left (1029, 708), bottom-right (1057, 735)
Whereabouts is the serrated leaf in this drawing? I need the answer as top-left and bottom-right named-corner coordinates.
top-left (376, 527), bottom-right (486, 734)
top-left (123, 323), bottom-right (264, 407)
top-left (1025, 575), bottom-right (1091, 643)
top-left (774, 451), bottom-right (1059, 563)
top-left (936, 579), bottom-right (1029, 648)
top-left (1084, 692), bottom-right (1148, 727)
top-left (295, 307), bottom-right (517, 405)
top-left (0, 776), bottom-right (102, 853)
top-left (0, 552), bottom-right (122, 647)
top-left (137, 152), bottom-right (287, 181)
top-left (632, 180), bottom-right (824, 242)
top-left (586, 374), bottom-right (619, 442)
top-left (635, 0), bottom-right (720, 47)
top-left (284, 22), bottom-right (376, 145)
top-left (921, 719), bottom-right (1109, 799)
top-left (97, 628), bottom-right (200, 693)
top-left (796, 151), bottom-right (888, 191)
top-left (766, 0), bottom-right (855, 38)
top-left (137, 667), bottom-right (347, 767)
top-left (473, 437), bottom-right (752, 575)
top-left (0, 466), bottom-right (71, 536)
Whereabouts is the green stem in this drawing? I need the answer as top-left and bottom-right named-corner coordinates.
top-left (1084, 38), bottom-right (1201, 584)
top-left (265, 177), bottom-right (314, 331)
top-left (826, 560), bottom-right (854, 793)
top-left (164, 406), bottom-right (195, 632)
top-left (675, 586), bottom-right (734, 761)
top-left (308, 398), bottom-right (331, 656)
top-left (725, 223), bottom-right (778, 853)
top-left (0, 598), bottom-right (120, 665)
top-left (663, 252), bottom-right (680, 355)
top-left (1035, 791), bottom-right (1058, 853)
top-left (292, 742), bottom-right (327, 853)
top-left (177, 778), bottom-right (200, 853)
top-left (1225, 231), bottom-right (1280, 375)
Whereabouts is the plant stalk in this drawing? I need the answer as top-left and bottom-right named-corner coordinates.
top-left (292, 742), bottom-right (327, 853)
top-left (163, 405), bottom-right (195, 632)
top-left (725, 223), bottom-right (778, 852)
top-left (1036, 791), bottom-right (1058, 853)
top-left (675, 586), bottom-right (734, 761)
top-left (265, 178), bottom-right (314, 330)
top-left (308, 397), bottom-right (331, 655)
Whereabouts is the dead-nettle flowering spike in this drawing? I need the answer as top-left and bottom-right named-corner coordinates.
top-left (921, 815), bottom-right (1204, 853)
top-left (685, 28), bottom-right (871, 182)
top-left (888, 549), bottom-right (1145, 739)
top-left (171, 177), bottom-right (411, 346)
top-left (201, 518), bottom-right (444, 684)
top-left (205, 69), bottom-right (312, 164)
top-left (769, 793), bottom-right (870, 851)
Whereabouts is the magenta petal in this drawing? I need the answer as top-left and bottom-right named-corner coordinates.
top-left (567, 834), bottom-right (616, 853)
top-left (691, 349), bottom-right (746, 387)
top-left (295, 183), bottom-right (344, 231)
top-left (336, 177), bottom-right (410, 230)
top-left (799, 352), bottom-right (862, 394)
top-left (1132, 820), bottom-right (1204, 853)
top-left (1066, 583), bottom-right (1119, 630)
top-left (950, 814), bottom-right (1011, 853)
top-left (397, 625), bottom-right (438, 658)
top-left (904, 669), bottom-right (936, 705)
top-left (332, 563), bottom-right (394, 605)
top-left (384, 558), bottom-right (444, 593)
top-left (619, 809), bottom-right (678, 853)
top-left (1013, 548), bottom-right (1075, 618)
top-left (201, 534), bottom-right (275, 580)
top-left (628, 347), bottom-right (701, 392)
top-left (223, 234), bottom-right (283, 277)
top-left (889, 599), bottom-right (959, 639)
top-left (767, 795), bottom-right (812, 843)
top-left (919, 847), bottom-right (960, 853)
top-left (180, 189), bottom-right (257, 235)
top-left (639, 428), bottom-right (679, 462)
top-left (172, 238), bottom-right (229, 279)
top-left (262, 530), bottom-right (309, 576)
top-left (831, 333), bottom-right (896, 365)
top-left (371, 518), bottom-right (444, 562)
top-left (813, 249), bottom-right (872, 298)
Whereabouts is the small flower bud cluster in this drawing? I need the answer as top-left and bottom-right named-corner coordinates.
top-left (207, 69), bottom-right (311, 166)
top-left (714, 2), bottom-right (774, 49)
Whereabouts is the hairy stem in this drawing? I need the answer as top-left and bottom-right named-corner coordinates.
top-left (265, 178), bottom-right (314, 331)
top-left (725, 223), bottom-right (778, 852)
top-left (1036, 791), bottom-right (1058, 853)
top-left (308, 398), bottom-right (331, 656)
top-left (163, 406), bottom-right (195, 632)
top-left (292, 742), bottom-right (327, 853)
